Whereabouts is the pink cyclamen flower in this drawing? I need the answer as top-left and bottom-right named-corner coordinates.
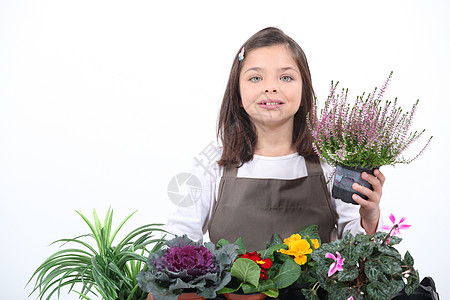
top-left (381, 213), bottom-right (411, 236)
top-left (325, 251), bottom-right (344, 277)
top-left (348, 297), bottom-right (354, 300)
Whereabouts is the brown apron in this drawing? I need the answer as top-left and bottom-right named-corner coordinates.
top-left (208, 155), bottom-right (337, 251)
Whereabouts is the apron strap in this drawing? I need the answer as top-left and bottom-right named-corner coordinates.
top-left (223, 164), bottom-right (239, 178)
top-left (305, 155), bottom-right (322, 176)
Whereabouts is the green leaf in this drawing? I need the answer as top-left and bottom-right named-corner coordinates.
top-left (328, 285), bottom-right (353, 300)
top-left (355, 233), bottom-right (372, 243)
top-left (336, 266), bottom-right (358, 282)
top-left (219, 285), bottom-right (241, 294)
top-left (218, 277), bottom-right (242, 294)
top-left (241, 282), bottom-right (258, 294)
top-left (75, 210), bottom-right (101, 250)
top-left (269, 233), bottom-right (283, 246)
top-left (405, 270), bottom-right (420, 295)
top-left (387, 236), bottom-right (403, 246)
top-left (297, 224), bottom-right (321, 242)
top-left (301, 288), bottom-right (320, 300)
top-left (390, 278), bottom-right (405, 295)
top-left (377, 244), bottom-right (402, 260)
top-left (110, 210), bottom-right (139, 247)
top-left (355, 241), bottom-right (374, 258)
top-left (297, 268), bottom-right (317, 285)
top-left (366, 281), bottom-right (391, 300)
top-left (234, 237), bottom-right (247, 255)
top-left (272, 258), bottom-right (301, 289)
top-left (230, 258), bottom-right (261, 287)
top-left (403, 251), bottom-right (414, 267)
top-left (262, 288), bottom-right (279, 298)
top-left (93, 209), bottom-right (103, 241)
top-left (341, 244), bottom-right (359, 266)
top-left (242, 280), bottom-right (276, 294)
top-left (379, 256), bottom-right (402, 275)
top-left (103, 207), bottom-right (113, 247)
top-left (216, 239), bottom-right (231, 249)
top-left (340, 231), bottom-right (355, 245)
top-left (365, 260), bottom-right (382, 282)
top-left (258, 244), bottom-right (286, 260)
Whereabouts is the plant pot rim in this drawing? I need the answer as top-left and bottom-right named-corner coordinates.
top-left (223, 292), bottom-right (267, 300)
top-left (337, 163), bottom-right (380, 172)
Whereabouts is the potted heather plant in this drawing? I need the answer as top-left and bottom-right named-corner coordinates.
top-left (137, 235), bottom-right (238, 300)
top-left (307, 72), bottom-right (432, 204)
top-left (301, 214), bottom-right (420, 300)
top-left (27, 208), bottom-right (167, 300)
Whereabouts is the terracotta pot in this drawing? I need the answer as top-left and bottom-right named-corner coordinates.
top-left (223, 293), bottom-right (267, 300)
top-left (332, 164), bottom-right (377, 205)
top-left (177, 293), bottom-right (206, 300)
top-left (147, 292), bottom-right (206, 300)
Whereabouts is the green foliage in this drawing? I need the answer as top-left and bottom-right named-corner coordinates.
top-left (27, 208), bottom-right (166, 300)
top-left (296, 224), bottom-right (321, 244)
top-left (308, 231), bottom-right (420, 299)
top-left (218, 231), bottom-right (311, 298)
top-left (231, 258), bottom-right (261, 288)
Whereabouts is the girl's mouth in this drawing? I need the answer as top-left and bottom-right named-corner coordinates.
top-left (257, 99), bottom-right (284, 109)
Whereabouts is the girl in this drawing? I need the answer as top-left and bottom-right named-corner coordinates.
top-left (166, 27), bottom-right (384, 252)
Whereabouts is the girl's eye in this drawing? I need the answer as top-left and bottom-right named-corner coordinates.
top-left (250, 76), bottom-right (262, 82)
top-left (281, 75), bottom-right (292, 82)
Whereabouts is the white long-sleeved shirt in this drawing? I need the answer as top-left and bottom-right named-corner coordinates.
top-left (166, 149), bottom-right (384, 243)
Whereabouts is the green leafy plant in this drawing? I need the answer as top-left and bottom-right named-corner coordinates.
top-left (302, 215), bottom-right (420, 300)
top-left (272, 225), bottom-right (322, 293)
top-left (218, 225), bottom-right (321, 298)
top-left (27, 208), bottom-right (167, 300)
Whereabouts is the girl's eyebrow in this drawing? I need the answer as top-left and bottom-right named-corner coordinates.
top-left (243, 66), bottom-right (300, 74)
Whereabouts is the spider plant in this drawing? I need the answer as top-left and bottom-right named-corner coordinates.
top-left (27, 207), bottom-right (167, 300)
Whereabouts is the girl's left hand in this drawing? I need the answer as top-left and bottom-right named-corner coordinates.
top-left (351, 169), bottom-right (385, 235)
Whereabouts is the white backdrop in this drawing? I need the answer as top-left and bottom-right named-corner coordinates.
top-left (1, 0), bottom-right (449, 299)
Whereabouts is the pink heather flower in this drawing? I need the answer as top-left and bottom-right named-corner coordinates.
top-left (325, 251), bottom-right (344, 277)
top-left (381, 213), bottom-right (412, 236)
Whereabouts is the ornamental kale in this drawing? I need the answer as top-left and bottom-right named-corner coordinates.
top-left (156, 244), bottom-right (217, 280)
top-left (137, 235), bottom-right (238, 300)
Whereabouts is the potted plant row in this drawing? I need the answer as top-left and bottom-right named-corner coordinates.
top-left (27, 210), bottom-right (423, 300)
top-left (137, 221), bottom-right (421, 300)
top-left (307, 72), bottom-right (432, 204)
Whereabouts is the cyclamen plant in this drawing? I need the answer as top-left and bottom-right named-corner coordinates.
top-left (307, 72), bottom-right (432, 169)
top-left (137, 235), bottom-right (238, 300)
top-left (302, 214), bottom-right (419, 300)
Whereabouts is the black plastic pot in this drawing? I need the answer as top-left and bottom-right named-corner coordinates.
top-left (332, 164), bottom-right (376, 205)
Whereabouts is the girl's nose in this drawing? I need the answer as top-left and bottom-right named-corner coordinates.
top-left (265, 88), bottom-right (278, 94)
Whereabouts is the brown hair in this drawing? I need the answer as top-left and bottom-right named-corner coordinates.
top-left (217, 27), bottom-right (316, 167)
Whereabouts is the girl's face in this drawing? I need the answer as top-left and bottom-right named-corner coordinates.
top-left (239, 44), bottom-right (302, 129)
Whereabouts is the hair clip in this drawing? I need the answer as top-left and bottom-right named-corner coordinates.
top-left (238, 47), bottom-right (245, 62)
